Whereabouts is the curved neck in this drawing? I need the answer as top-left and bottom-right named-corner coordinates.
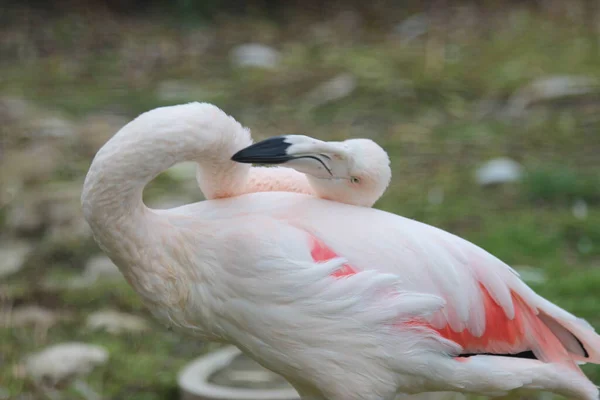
top-left (81, 103), bottom-right (251, 256)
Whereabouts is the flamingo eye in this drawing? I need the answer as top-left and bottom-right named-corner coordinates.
top-left (350, 177), bottom-right (360, 184)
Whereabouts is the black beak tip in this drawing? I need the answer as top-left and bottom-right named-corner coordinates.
top-left (230, 150), bottom-right (246, 163)
top-left (230, 136), bottom-right (293, 164)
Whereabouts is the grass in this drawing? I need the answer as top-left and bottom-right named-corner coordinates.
top-left (1, 2), bottom-right (600, 399)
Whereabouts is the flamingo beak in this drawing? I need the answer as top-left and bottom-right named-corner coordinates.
top-left (232, 135), bottom-right (335, 177)
top-left (231, 136), bottom-right (293, 164)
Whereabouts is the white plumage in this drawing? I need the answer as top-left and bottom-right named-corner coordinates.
top-left (82, 102), bottom-right (600, 400)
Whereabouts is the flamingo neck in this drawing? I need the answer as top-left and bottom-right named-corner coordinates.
top-left (81, 102), bottom-right (251, 263)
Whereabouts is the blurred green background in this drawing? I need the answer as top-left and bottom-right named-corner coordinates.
top-left (1, 1), bottom-right (600, 399)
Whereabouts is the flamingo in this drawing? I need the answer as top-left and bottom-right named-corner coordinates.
top-left (81, 102), bottom-right (600, 400)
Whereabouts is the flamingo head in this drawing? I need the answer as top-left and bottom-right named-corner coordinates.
top-left (231, 135), bottom-right (391, 207)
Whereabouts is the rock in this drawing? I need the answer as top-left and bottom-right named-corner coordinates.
top-left (572, 199), bottom-right (588, 220)
top-left (61, 255), bottom-right (124, 289)
top-left (24, 343), bottom-right (108, 385)
top-left (78, 255), bottom-right (123, 286)
top-left (475, 158), bottom-right (523, 186)
top-left (29, 116), bottom-right (77, 139)
top-left (304, 73), bottom-right (357, 108)
top-left (0, 241), bottom-right (32, 279)
top-left (506, 75), bottom-right (599, 118)
top-left (1, 305), bottom-right (61, 328)
top-left (230, 43), bottom-right (280, 69)
top-left (1, 305), bottom-right (70, 341)
top-left (392, 14), bottom-right (429, 43)
top-left (45, 254), bottom-right (125, 290)
top-left (86, 310), bottom-right (149, 334)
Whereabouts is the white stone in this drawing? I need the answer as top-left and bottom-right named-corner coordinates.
top-left (475, 158), bottom-right (523, 186)
top-left (86, 310), bottom-right (149, 334)
top-left (84, 255), bottom-right (121, 280)
top-left (59, 255), bottom-right (123, 289)
top-left (1, 305), bottom-right (61, 328)
top-left (25, 342), bottom-right (108, 385)
top-left (0, 241), bottom-right (32, 279)
top-left (305, 74), bottom-right (356, 108)
top-left (31, 116), bottom-right (77, 139)
top-left (572, 199), bottom-right (588, 220)
top-left (392, 14), bottom-right (429, 43)
top-left (67, 255), bottom-right (123, 289)
top-left (506, 75), bottom-right (599, 117)
top-left (230, 44), bottom-right (280, 69)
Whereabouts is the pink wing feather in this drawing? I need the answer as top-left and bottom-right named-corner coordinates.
top-left (308, 228), bottom-right (593, 369)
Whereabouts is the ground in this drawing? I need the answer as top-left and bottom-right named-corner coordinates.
top-left (1, 2), bottom-right (599, 399)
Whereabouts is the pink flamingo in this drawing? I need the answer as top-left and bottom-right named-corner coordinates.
top-left (82, 102), bottom-right (600, 400)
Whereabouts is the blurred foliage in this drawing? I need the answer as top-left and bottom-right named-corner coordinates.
top-left (523, 167), bottom-right (600, 205)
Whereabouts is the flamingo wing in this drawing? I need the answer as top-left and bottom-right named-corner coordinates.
top-left (311, 230), bottom-right (583, 365)
top-left (178, 192), bottom-right (600, 398)
top-left (275, 195), bottom-right (600, 367)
